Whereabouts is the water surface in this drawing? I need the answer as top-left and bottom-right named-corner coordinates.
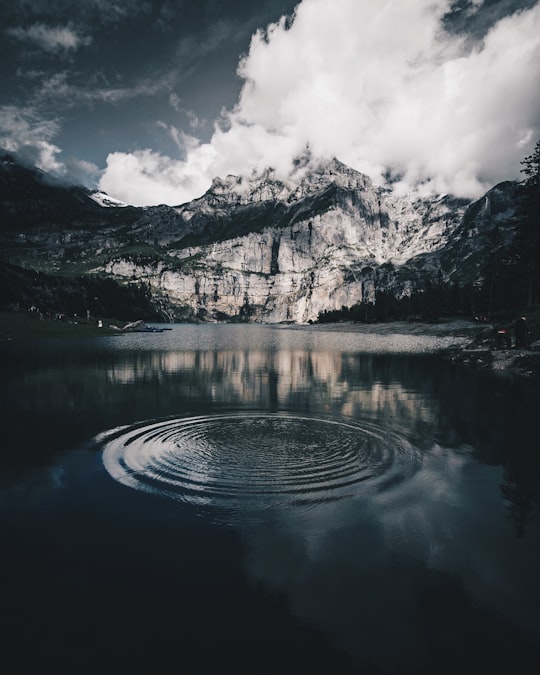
top-left (1, 324), bottom-right (539, 674)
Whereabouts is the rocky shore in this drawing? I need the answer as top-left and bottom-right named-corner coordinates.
top-left (442, 313), bottom-right (540, 378)
top-left (303, 318), bottom-right (540, 379)
top-left (443, 345), bottom-right (540, 378)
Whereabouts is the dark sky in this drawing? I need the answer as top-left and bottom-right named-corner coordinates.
top-left (1, 1), bottom-right (298, 173)
top-left (1, 0), bottom-right (539, 205)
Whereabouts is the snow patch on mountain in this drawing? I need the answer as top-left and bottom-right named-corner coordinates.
top-left (89, 191), bottom-right (128, 208)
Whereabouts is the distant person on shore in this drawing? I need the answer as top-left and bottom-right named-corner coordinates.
top-left (514, 316), bottom-right (530, 348)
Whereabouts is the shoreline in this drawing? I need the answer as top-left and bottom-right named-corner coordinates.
top-left (288, 319), bottom-right (540, 378)
top-left (290, 318), bottom-right (482, 336)
top-left (2, 311), bottom-right (539, 379)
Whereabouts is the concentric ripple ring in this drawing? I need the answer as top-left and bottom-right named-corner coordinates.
top-left (100, 412), bottom-right (421, 512)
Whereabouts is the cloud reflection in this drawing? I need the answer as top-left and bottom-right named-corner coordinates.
top-left (240, 444), bottom-right (539, 672)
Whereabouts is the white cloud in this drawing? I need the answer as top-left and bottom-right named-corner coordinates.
top-left (168, 93), bottom-right (182, 112)
top-left (0, 105), bottom-right (64, 173)
top-left (100, 0), bottom-right (540, 205)
top-left (168, 94), bottom-right (204, 130)
top-left (7, 23), bottom-right (92, 53)
top-left (0, 105), bottom-right (101, 186)
top-left (99, 149), bottom-right (216, 206)
top-left (32, 69), bottom-right (175, 106)
top-left (156, 120), bottom-right (201, 157)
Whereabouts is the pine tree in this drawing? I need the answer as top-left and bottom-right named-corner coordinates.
top-left (517, 139), bottom-right (540, 307)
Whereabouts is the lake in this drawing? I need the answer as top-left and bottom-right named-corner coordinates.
top-left (1, 323), bottom-right (539, 674)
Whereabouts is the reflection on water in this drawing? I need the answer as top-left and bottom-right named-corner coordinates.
top-left (101, 348), bottom-right (441, 433)
top-left (1, 324), bottom-right (540, 674)
top-left (100, 412), bottom-right (422, 518)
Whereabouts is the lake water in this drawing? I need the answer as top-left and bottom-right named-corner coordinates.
top-left (1, 324), bottom-right (539, 674)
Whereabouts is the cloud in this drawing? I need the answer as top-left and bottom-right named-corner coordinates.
top-left (63, 157), bottom-right (100, 184)
top-left (99, 149), bottom-right (215, 205)
top-left (29, 68), bottom-right (176, 108)
top-left (0, 105), bottom-right (64, 173)
top-left (156, 120), bottom-right (201, 157)
top-left (168, 93), bottom-right (182, 112)
top-left (0, 105), bottom-right (100, 186)
top-left (98, 0), bottom-right (540, 205)
top-left (7, 23), bottom-right (92, 53)
top-left (87, 0), bottom-right (153, 25)
top-left (444, 1), bottom-right (539, 39)
top-left (169, 94), bottom-right (204, 130)
top-left (2, 1), bottom-right (152, 27)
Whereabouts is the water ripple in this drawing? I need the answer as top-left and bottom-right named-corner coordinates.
top-left (100, 412), bottom-right (422, 515)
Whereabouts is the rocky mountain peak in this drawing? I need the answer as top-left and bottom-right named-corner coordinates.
top-left (207, 169), bottom-right (290, 206)
top-left (291, 157), bottom-right (373, 201)
top-left (198, 157), bottom-right (375, 212)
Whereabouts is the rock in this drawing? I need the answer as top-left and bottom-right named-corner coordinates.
top-left (122, 320), bottom-right (147, 331)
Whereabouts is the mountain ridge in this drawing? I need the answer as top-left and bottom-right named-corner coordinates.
top-left (0, 152), bottom-right (519, 322)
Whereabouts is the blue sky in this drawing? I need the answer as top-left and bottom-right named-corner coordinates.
top-left (1, 0), bottom-right (539, 205)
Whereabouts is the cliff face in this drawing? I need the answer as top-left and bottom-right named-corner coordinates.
top-left (0, 153), bottom-right (519, 323)
top-left (100, 159), bottom-right (505, 323)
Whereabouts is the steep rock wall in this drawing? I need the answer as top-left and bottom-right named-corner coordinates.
top-left (101, 172), bottom-right (471, 322)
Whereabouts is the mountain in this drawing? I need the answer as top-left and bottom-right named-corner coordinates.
top-left (0, 152), bottom-right (519, 322)
top-left (0, 152), bottom-right (129, 228)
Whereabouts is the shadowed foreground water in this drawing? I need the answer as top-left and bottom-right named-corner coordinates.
top-left (1, 324), bottom-right (539, 674)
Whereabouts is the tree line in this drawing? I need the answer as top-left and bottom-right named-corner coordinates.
top-left (318, 283), bottom-right (481, 323)
top-left (0, 261), bottom-right (160, 321)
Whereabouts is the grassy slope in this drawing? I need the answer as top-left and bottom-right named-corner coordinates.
top-left (0, 311), bottom-right (121, 340)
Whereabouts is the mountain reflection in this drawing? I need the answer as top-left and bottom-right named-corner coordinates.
top-left (102, 349), bottom-right (438, 430)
